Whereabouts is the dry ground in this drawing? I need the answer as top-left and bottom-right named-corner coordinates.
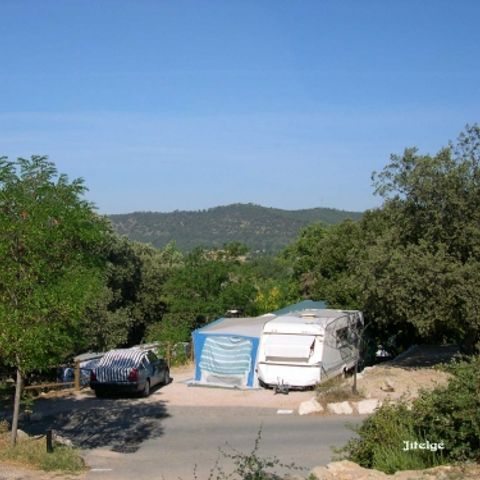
top-left (349, 345), bottom-right (457, 402)
top-left (150, 363), bottom-right (315, 409)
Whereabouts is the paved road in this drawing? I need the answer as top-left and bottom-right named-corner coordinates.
top-left (82, 406), bottom-right (362, 480)
top-left (20, 394), bottom-right (362, 480)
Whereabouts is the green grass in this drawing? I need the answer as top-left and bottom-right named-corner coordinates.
top-left (0, 432), bottom-right (85, 473)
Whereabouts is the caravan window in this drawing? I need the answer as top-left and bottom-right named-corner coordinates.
top-left (336, 327), bottom-right (349, 347)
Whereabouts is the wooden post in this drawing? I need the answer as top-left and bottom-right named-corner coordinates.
top-left (11, 367), bottom-right (23, 446)
top-left (74, 360), bottom-right (80, 391)
top-left (46, 429), bottom-right (54, 453)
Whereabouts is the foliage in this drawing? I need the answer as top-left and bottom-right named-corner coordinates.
top-left (340, 356), bottom-right (480, 472)
top-left (109, 203), bottom-right (362, 254)
top-left (284, 125), bottom-right (480, 351)
top-left (413, 356), bottom-right (480, 462)
top-left (0, 433), bottom-right (85, 472)
top-left (283, 221), bottom-right (361, 307)
top-left (84, 239), bottom-right (184, 350)
top-left (0, 156), bottom-right (109, 372)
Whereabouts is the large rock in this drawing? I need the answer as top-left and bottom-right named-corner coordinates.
top-left (55, 433), bottom-right (73, 448)
top-left (16, 429), bottom-right (30, 440)
top-left (309, 461), bottom-right (480, 480)
top-left (311, 460), bottom-right (383, 480)
top-left (326, 401), bottom-right (353, 415)
top-left (309, 465), bottom-right (335, 479)
top-left (355, 399), bottom-right (381, 415)
top-left (298, 397), bottom-right (324, 415)
top-left (380, 378), bottom-right (395, 392)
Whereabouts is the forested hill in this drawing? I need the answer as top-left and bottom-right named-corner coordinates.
top-left (109, 203), bottom-right (362, 253)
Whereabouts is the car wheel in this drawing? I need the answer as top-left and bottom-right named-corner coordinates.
top-left (142, 379), bottom-right (150, 397)
top-left (163, 368), bottom-right (170, 385)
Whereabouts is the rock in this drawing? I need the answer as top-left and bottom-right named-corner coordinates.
top-left (326, 460), bottom-right (387, 479)
top-left (16, 429), bottom-right (29, 440)
top-left (355, 399), bottom-right (381, 415)
top-left (55, 433), bottom-right (73, 448)
top-left (309, 461), bottom-right (480, 480)
top-left (298, 397), bottom-right (324, 415)
top-left (380, 378), bottom-right (395, 392)
top-left (326, 401), bottom-right (353, 415)
top-left (309, 465), bottom-right (335, 480)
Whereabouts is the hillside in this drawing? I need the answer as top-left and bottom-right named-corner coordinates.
top-left (109, 203), bottom-right (362, 253)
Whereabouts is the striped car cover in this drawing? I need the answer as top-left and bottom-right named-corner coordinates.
top-left (95, 349), bottom-right (145, 383)
top-left (198, 336), bottom-right (253, 385)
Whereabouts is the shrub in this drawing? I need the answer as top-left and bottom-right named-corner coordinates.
top-left (339, 356), bottom-right (480, 473)
top-left (338, 402), bottom-right (444, 473)
top-left (414, 356), bottom-right (480, 462)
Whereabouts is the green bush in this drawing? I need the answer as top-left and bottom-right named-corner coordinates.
top-left (414, 357), bottom-right (480, 463)
top-left (338, 402), bottom-right (444, 473)
top-left (339, 356), bottom-right (480, 473)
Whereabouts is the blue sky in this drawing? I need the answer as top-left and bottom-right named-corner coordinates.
top-left (1, 1), bottom-right (479, 214)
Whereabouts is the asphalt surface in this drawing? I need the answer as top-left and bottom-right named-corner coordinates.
top-left (83, 406), bottom-right (363, 480)
top-left (15, 388), bottom-right (363, 480)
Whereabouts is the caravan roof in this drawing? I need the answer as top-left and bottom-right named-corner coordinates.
top-left (198, 315), bottom-right (274, 338)
top-left (262, 309), bottom-right (354, 335)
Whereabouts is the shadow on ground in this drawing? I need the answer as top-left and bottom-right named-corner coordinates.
top-left (389, 344), bottom-right (460, 369)
top-left (19, 387), bottom-right (170, 453)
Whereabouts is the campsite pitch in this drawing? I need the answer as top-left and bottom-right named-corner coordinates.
top-left (146, 364), bottom-right (316, 410)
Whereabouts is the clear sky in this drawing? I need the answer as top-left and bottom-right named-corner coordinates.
top-left (1, 1), bottom-right (479, 214)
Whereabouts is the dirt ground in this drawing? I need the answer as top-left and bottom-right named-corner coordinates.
top-left (38, 345), bottom-right (457, 409)
top-left (0, 463), bottom-right (84, 480)
top-left (140, 363), bottom-right (316, 410)
top-left (348, 345), bottom-right (457, 402)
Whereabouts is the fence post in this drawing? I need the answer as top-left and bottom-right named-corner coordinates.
top-left (46, 429), bottom-right (54, 453)
top-left (74, 360), bottom-right (81, 391)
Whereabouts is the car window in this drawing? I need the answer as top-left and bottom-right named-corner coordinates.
top-left (147, 351), bottom-right (158, 362)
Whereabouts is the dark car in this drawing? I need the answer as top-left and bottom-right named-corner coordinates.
top-left (90, 348), bottom-right (170, 398)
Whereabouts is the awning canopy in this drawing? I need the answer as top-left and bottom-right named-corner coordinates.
top-left (263, 334), bottom-right (315, 359)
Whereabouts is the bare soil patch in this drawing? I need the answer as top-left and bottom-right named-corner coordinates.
top-left (349, 345), bottom-right (457, 402)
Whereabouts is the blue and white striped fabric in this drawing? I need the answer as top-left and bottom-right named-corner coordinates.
top-left (199, 336), bottom-right (252, 377)
top-left (95, 349), bottom-right (145, 383)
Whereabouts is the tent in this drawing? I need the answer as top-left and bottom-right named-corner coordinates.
top-left (191, 300), bottom-right (327, 388)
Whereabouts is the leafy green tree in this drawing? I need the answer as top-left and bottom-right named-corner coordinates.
top-left (359, 125), bottom-right (480, 351)
top-left (84, 235), bottom-right (141, 350)
top-left (0, 156), bottom-right (109, 445)
top-left (282, 125), bottom-right (480, 352)
top-left (282, 221), bottom-right (361, 308)
top-left (129, 241), bottom-right (183, 344)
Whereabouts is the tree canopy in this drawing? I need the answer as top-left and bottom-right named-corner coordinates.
top-left (0, 156), bottom-right (110, 444)
top-left (284, 125), bottom-right (480, 352)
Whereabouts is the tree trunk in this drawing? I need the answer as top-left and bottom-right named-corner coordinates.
top-left (11, 367), bottom-right (23, 446)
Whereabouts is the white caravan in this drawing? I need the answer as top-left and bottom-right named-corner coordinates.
top-left (257, 309), bottom-right (363, 389)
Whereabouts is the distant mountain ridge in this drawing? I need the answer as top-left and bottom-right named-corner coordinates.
top-left (109, 203), bottom-right (363, 253)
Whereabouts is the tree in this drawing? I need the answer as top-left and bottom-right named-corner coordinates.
top-left (358, 124), bottom-right (480, 350)
top-left (0, 156), bottom-right (109, 445)
top-left (282, 125), bottom-right (480, 352)
top-left (282, 221), bottom-right (361, 308)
